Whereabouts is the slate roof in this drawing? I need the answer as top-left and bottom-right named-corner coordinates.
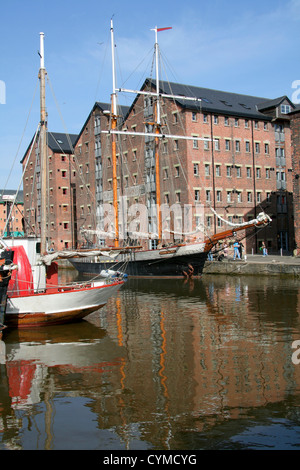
top-left (47, 132), bottom-right (78, 154)
top-left (21, 131), bottom-right (78, 163)
top-left (145, 79), bottom-right (295, 120)
top-left (0, 189), bottom-right (23, 203)
top-left (95, 101), bottom-right (130, 118)
top-left (73, 102), bottom-right (130, 146)
top-left (256, 96), bottom-right (288, 111)
top-left (288, 104), bottom-right (300, 115)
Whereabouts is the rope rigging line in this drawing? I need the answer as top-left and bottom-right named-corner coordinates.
top-left (209, 205), bottom-right (271, 228)
top-left (4, 123), bottom-right (41, 238)
top-left (152, 46), bottom-right (210, 239)
top-left (80, 28), bottom-right (273, 248)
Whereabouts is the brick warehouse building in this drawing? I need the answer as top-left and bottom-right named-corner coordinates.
top-left (73, 102), bottom-right (130, 246)
top-left (291, 108), bottom-right (300, 255)
top-left (22, 82), bottom-right (298, 255)
top-left (71, 81), bottom-right (296, 254)
top-left (0, 190), bottom-right (24, 237)
top-left (22, 132), bottom-right (78, 251)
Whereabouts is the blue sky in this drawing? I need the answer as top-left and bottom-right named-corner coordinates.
top-left (1, 0), bottom-right (300, 189)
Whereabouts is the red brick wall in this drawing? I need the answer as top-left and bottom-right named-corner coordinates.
top-left (291, 111), bottom-right (300, 255)
top-left (23, 141), bottom-right (77, 251)
top-left (0, 201), bottom-right (24, 236)
top-left (23, 96), bottom-right (295, 254)
top-left (72, 97), bottom-right (294, 253)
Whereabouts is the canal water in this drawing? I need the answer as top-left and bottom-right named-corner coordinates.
top-left (1, 273), bottom-right (300, 450)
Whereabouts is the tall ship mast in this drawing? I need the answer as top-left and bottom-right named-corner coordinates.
top-left (70, 21), bottom-right (271, 277)
top-left (0, 32), bottom-right (126, 335)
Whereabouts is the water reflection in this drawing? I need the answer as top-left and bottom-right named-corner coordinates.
top-left (1, 274), bottom-right (300, 450)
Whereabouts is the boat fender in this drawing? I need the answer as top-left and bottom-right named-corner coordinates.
top-left (188, 264), bottom-right (194, 274)
top-left (100, 269), bottom-right (117, 278)
top-left (100, 269), bottom-right (127, 279)
top-left (183, 264), bottom-right (194, 278)
top-left (7, 245), bottom-right (34, 296)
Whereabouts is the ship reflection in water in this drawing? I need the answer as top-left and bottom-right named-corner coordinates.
top-left (1, 274), bottom-right (300, 450)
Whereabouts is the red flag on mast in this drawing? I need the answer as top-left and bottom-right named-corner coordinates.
top-left (157, 27), bottom-right (172, 32)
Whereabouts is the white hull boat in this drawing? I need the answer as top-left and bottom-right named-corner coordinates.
top-left (0, 33), bottom-right (125, 334)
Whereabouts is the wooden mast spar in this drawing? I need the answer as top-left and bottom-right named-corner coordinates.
top-left (39, 32), bottom-right (47, 255)
top-left (110, 20), bottom-right (119, 248)
top-left (105, 23), bottom-right (209, 246)
top-left (152, 27), bottom-right (172, 243)
top-left (153, 27), bottom-right (163, 242)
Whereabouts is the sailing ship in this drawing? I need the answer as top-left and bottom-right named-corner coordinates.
top-left (0, 242), bottom-right (16, 339)
top-left (69, 21), bottom-right (271, 277)
top-left (0, 32), bottom-right (125, 333)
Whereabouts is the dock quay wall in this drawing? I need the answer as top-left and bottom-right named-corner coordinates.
top-left (203, 255), bottom-right (300, 277)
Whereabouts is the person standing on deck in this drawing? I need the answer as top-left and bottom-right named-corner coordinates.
top-left (233, 240), bottom-right (241, 260)
top-left (262, 241), bottom-right (268, 256)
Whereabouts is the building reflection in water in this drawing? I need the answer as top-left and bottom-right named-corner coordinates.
top-left (0, 275), bottom-right (300, 450)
